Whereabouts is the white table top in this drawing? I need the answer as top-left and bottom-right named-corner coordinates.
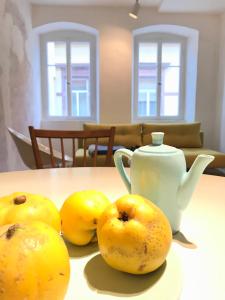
top-left (0, 167), bottom-right (225, 300)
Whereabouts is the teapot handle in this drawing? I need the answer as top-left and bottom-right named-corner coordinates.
top-left (114, 149), bottom-right (133, 193)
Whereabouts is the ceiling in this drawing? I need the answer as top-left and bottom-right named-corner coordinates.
top-left (29, 0), bottom-right (225, 13)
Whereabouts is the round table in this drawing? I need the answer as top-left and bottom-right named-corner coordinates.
top-left (0, 167), bottom-right (225, 300)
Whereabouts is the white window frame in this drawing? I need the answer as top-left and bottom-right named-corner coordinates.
top-left (40, 30), bottom-right (97, 122)
top-left (132, 32), bottom-right (187, 122)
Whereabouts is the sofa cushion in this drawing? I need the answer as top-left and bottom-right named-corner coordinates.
top-left (75, 148), bottom-right (114, 167)
top-left (182, 148), bottom-right (225, 168)
top-left (142, 122), bottom-right (202, 148)
top-left (75, 148), bottom-right (130, 167)
top-left (83, 123), bottom-right (142, 148)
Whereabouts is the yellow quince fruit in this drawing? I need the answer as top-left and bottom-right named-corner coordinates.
top-left (0, 192), bottom-right (61, 232)
top-left (0, 221), bottom-right (70, 300)
top-left (60, 190), bottom-right (110, 246)
top-left (97, 194), bottom-right (172, 274)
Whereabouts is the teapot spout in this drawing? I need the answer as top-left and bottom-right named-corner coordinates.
top-left (178, 154), bottom-right (214, 210)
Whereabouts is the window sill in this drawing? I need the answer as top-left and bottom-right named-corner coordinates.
top-left (132, 116), bottom-right (186, 123)
top-left (41, 119), bottom-right (96, 130)
top-left (42, 116), bottom-right (97, 122)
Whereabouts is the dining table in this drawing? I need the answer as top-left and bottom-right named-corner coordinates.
top-left (0, 167), bottom-right (225, 300)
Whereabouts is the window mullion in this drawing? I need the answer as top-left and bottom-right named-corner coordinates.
top-left (179, 41), bottom-right (185, 119)
top-left (42, 40), bottom-right (48, 119)
top-left (67, 41), bottom-right (72, 116)
top-left (157, 41), bottom-right (162, 118)
top-left (135, 42), bottom-right (139, 119)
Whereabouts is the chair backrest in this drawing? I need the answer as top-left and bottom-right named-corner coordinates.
top-left (8, 127), bottom-right (72, 169)
top-left (29, 126), bottom-right (115, 169)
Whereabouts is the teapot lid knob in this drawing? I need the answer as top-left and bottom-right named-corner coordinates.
top-left (151, 132), bottom-right (164, 146)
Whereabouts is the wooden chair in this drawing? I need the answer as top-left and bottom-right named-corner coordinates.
top-left (28, 126), bottom-right (115, 169)
top-left (8, 127), bottom-right (72, 169)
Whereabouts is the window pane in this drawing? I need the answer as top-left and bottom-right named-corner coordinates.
top-left (150, 101), bottom-right (157, 115)
top-left (138, 101), bottom-right (147, 116)
top-left (71, 42), bottom-right (90, 117)
top-left (161, 43), bottom-right (181, 116)
top-left (138, 43), bottom-right (158, 117)
top-left (71, 81), bottom-right (90, 117)
top-left (79, 93), bottom-right (89, 116)
top-left (161, 95), bottom-right (179, 116)
top-left (139, 91), bottom-right (147, 102)
top-left (47, 42), bottom-right (66, 65)
top-left (163, 67), bottom-right (180, 93)
top-left (71, 42), bottom-right (90, 63)
top-left (47, 42), bottom-right (67, 116)
top-left (73, 79), bottom-right (87, 90)
top-left (139, 43), bottom-right (157, 63)
top-left (138, 89), bottom-right (156, 117)
top-left (162, 43), bottom-right (181, 66)
top-left (71, 93), bottom-right (77, 116)
top-left (48, 66), bottom-right (67, 116)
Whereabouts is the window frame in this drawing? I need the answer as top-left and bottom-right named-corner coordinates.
top-left (132, 32), bottom-right (187, 122)
top-left (40, 30), bottom-right (97, 122)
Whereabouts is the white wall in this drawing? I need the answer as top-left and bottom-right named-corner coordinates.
top-left (217, 13), bottom-right (225, 152)
top-left (0, 0), bottom-right (38, 171)
top-left (32, 5), bottom-right (221, 149)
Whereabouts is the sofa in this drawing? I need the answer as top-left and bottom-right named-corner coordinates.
top-left (76, 122), bottom-right (225, 171)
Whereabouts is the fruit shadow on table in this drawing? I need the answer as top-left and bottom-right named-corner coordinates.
top-left (84, 254), bottom-right (166, 295)
top-left (63, 239), bottom-right (99, 258)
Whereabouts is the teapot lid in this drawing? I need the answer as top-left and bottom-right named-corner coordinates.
top-left (138, 132), bottom-right (179, 154)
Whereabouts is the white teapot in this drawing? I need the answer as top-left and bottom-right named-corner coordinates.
top-left (114, 132), bottom-right (214, 233)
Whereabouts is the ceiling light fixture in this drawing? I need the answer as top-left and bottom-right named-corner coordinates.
top-left (129, 0), bottom-right (140, 19)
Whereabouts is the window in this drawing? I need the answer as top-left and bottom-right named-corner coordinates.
top-left (40, 30), bottom-right (97, 121)
top-left (133, 32), bottom-right (186, 121)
